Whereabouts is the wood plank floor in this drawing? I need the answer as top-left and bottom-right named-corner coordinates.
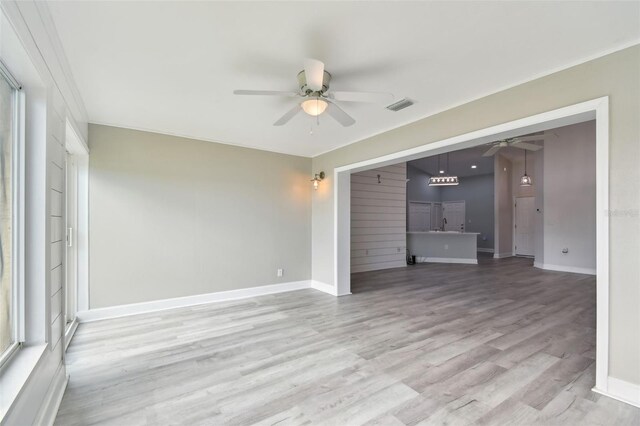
top-left (55, 256), bottom-right (640, 425)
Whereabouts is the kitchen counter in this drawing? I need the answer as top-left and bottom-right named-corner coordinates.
top-left (407, 231), bottom-right (479, 264)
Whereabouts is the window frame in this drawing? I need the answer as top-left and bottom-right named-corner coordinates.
top-left (0, 59), bottom-right (25, 371)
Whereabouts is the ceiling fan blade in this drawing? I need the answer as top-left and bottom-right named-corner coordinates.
top-left (512, 142), bottom-right (543, 151)
top-left (304, 59), bottom-right (325, 91)
top-left (273, 104), bottom-right (302, 126)
top-left (234, 90), bottom-right (299, 97)
top-left (482, 145), bottom-right (501, 157)
top-left (326, 102), bottom-right (355, 127)
top-left (329, 91), bottom-right (394, 104)
top-left (515, 136), bottom-right (545, 143)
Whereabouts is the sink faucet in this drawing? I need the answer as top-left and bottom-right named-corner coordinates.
top-left (442, 217), bottom-right (447, 231)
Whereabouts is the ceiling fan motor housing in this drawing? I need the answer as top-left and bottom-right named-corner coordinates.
top-left (297, 70), bottom-right (332, 95)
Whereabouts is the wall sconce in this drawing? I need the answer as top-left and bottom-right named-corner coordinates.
top-left (311, 171), bottom-right (325, 190)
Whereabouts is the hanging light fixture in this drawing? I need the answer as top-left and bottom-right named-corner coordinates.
top-left (520, 150), bottom-right (533, 186)
top-left (429, 153), bottom-right (459, 186)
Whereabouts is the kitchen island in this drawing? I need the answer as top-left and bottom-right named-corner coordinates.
top-left (407, 231), bottom-right (479, 264)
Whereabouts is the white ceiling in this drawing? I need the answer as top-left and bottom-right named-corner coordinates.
top-left (48, 1), bottom-right (639, 157)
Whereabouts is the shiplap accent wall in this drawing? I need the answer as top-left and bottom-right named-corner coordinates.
top-left (48, 94), bottom-right (66, 351)
top-left (351, 163), bottom-right (407, 273)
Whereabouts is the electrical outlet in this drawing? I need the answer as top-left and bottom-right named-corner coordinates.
top-left (277, 268), bottom-right (283, 277)
top-left (444, 244), bottom-right (449, 250)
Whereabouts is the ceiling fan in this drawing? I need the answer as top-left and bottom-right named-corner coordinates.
top-left (482, 134), bottom-right (545, 157)
top-left (234, 59), bottom-right (394, 127)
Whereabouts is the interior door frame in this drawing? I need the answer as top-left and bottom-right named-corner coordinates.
top-left (513, 196), bottom-right (535, 257)
top-left (63, 120), bottom-right (89, 350)
top-left (333, 97), bottom-right (609, 393)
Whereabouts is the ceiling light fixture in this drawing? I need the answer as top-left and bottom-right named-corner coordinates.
top-left (471, 165), bottom-right (477, 169)
top-left (301, 97), bottom-right (328, 116)
top-left (311, 171), bottom-right (325, 190)
top-left (520, 150), bottom-right (533, 186)
top-left (429, 153), bottom-right (459, 186)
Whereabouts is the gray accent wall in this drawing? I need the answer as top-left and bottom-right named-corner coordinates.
top-left (407, 164), bottom-right (494, 250)
top-left (89, 124), bottom-right (311, 308)
top-left (407, 164), bottom-right (441, 202)
top-left (440, 174), bottom-right (494, 250)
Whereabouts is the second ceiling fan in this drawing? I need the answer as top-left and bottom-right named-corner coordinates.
top-left (234, 59), bottom-right (395, 127)
top-left (482, 134), bottom-right (545, 157)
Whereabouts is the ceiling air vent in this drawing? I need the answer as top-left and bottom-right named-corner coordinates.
top-left (386, 98), bottom-right (414, 112)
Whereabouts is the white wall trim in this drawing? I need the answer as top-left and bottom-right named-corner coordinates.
top-left (311, 280), bottom-right (341, 296)
top-left (417, 257), bottom-right (477, 265)
top-left (493, 252), bottom-right (514, 259)
top-left (333, 96), bottom-right (609, 392)
top-left (77, 281), bottom-right (316, 323)
top-left (476, 248), bottom-right (494, 254)
top-left (32, 365), bottom-right (68, 426)
top-left (63, 317), bottom-right (78, 351)
top-left (594, 97), bottom-right (609, 393)
top-left (593, 377), bottom-right (640, 409)
top-left (533, 262), bottom-right (597, 276)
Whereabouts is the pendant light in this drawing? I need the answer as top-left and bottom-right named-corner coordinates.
top-left (429, 153), bottom-right (459, 186)
top-left (520, 150), bottom-right (533, 186)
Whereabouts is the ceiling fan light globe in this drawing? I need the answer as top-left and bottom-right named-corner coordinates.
top-left (301, 98), bottom-right (328, 116)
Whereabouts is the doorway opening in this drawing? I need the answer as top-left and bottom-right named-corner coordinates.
top-left (334, 97), bottom-right (609, 392)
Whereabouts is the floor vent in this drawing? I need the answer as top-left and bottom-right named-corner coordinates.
top-left (386, 98), bottom-right (414, 112)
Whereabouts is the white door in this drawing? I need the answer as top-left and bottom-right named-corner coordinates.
top-left (514, 197), bottom-right (535, 256)
top-left (408, 202), bottom-right (431, 232)
top-left (65, 153), bottom-right (78, 327)
top-left (442, 201), bottom-right (465, 232)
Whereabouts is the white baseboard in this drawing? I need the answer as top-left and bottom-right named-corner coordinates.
top-left (593, 376), bottom-right (640, 408)
top-left (33, 365), bottom-right (68, 426)
top-left (534, 262), bottom-right (596, 275)
top-left (417, 257), bottom-right (478, 265)
top-left (477, 248), bottom-right (494, 254)
top-left (310, 280), bottom-right (351, 297)
top-left (493, 252), bottom-right (514, 259)
top-left (64, 317), bottom-right (79, 351)
top-left (77, 280), bottom-right (313, 322)
top-left (310, 280), bottom-right (338, 296)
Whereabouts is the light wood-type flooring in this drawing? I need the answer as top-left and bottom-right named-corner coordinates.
top-left (55, 256), bottom-right (640, 425)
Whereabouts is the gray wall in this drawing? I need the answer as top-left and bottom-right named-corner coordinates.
top-left (407, 164), bottom-right (441, 202)
top-left (311, 44), bottom-right (640, 386)
top-left (441, 174), bottom-right (495, 250)
top-left (89, 124), bottom-right (311, 308)
top-left (408, 165), bottom-right (495, 250)
top-left (543, 121), bottom-right (596, 271)
top-left (351, 164), bottom-right (407, 273)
